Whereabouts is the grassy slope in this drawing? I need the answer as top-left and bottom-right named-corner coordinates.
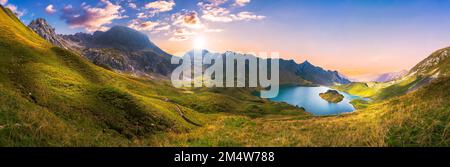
top-left (334, 75), bottom-right (424, 101)
top-left (333, 82), bottom-right (382, 98)
top-left (154, 38), bottom-right (450, 147)
top-left (0, 7), bottom-right (306, 146)
top-left (381, 76), bottom-right (450, 146)
top-left (0, 6), bottom-right (195, 146)
top-left (157, 76), bottom-right (449, 146)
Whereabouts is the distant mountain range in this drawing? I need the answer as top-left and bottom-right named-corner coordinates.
top-left (28, 18), bottom-right (350, 86)
top-left (182, 49), bottom-right (351, 86)
top-left (374, 70), bottom-right (408, 82)
top-left (288, 60), bottom-right (351, 85)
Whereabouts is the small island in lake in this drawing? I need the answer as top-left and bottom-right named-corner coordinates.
top-left (319, 90), bottom-right (344, 103)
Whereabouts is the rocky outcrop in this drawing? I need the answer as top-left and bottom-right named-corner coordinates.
top-left (61, 32), bottom-right (96, 48)
top-left (409, 47), bottom-right (450, 77)
top-left (319, 90), bottom-right (344, 103)
top-left (28, 18), bottom-right (72, 49)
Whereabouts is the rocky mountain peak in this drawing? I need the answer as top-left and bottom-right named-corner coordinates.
top-left (296, 60), bottom-right (351, 85)
top-left (92, 26), bottom-right (159, 52)
top-left (302, 60), bottom-right (312, 65)
top-left (29, 18), bottom-right (52, 31)
top-left (28, 18), bottom-right (71, 49)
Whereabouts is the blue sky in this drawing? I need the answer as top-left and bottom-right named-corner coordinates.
top-left (4, 0), bottom-right (450, 79)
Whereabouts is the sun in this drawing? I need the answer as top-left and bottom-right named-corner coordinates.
top-left (193, 36), bottom-right (206, 49)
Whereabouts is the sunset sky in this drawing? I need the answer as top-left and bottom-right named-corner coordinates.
top-left (5, 0), bottom-right (450, 80)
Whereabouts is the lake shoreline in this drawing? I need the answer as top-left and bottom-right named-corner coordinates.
top-left (267, 86), bottom-right (367, 116)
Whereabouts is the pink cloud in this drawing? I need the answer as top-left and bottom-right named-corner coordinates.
top-left (232, 11), bottom-right (265, 21)
top-left (172, 11), bottom-right (204, 29)
top-left (128, 3), bottom-right (137, 9)
top-left (0, 0), bottom-right (7, 5)
top-left (136, 0), bottom-right (175, 18)
top-left (198, 0), bottom-right (264, 23)
top-left (234, 0), bottom-right (250, 7)
top-left (145, 0), bottom-right (175, 13)
top-left (60, 0), bottom-right (127, 32)
top-left (127, 19), bottom-right (171, 33)
top-left (128, 19), bottom-right (160, 31)
top-left (198, 2), bottom-right (234, 22)
top-left (207, 0), bottom-right (228, 6)
top-left (169, 28), bottom-right (196, 41)
top-left (45, 4), bottom-right (56, 14)
top-left (5, 4), bottom-right (25, 17)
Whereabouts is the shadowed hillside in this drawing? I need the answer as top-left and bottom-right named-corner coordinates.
top-left (0, 5), bottom-right (306, 146)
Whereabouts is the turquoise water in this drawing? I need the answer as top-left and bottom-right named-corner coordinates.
top-left (270, 86), bottom-right (367, 116)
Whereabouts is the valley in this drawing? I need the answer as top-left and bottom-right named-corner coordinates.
top-left (0, 4), bottom-right (448, 147)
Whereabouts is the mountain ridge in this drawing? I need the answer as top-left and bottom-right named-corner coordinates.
top-left (296, 60), bottom-right (351, 85)
top-left (27, 20), bottom-right (175, 77)
top-left (182, 49), bottom-right (350, 86)
top-left (409, 46), bottom-right (450, 77)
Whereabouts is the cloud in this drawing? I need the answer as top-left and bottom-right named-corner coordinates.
top-left (154, 24), bottom-right (171, 31)
top-left (172, 11), bottom-right (204, 29)
top-left (5, 4), bottom-right (25, 17)
top-left (234, 0), bottom-right (250, 7)
top-left (128, 3), bottom-right (137, 9)
top-left (207, 0), bottom-right (228, 5)
top-left (169, 28), bottom-right (196, 41)
top-left (145, 0), bottom-right (175, 13)
top-left (5, 4), bottom-right (16, 11)
top-left (198, 2), bottom-right (233, 22)
top-left (198, 0), bottom-right (264, 23)
top-left (136, 0), bottom-right (175, 18)
top-left (60, 0), bottom-right (127, 32)
top-left (127, 19), bottom-right (171, 33)
top-left (137, 12), bottom-right (147, 18)
top-left (45, 4), bottom-right (56, 14)
top-left (128, 19), bottom-right (160, 31)
top-left (232, 11), bottom-right (265, 21)
top-left (205, 28), bottom-right (224, 33)
top-left (174, 28), bottom-right (196, 36)
top-left (1, 0), bottom-right (25, 17)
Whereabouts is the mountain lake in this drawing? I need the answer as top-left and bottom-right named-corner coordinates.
top-left (269, 86), bottom-right (369, 116)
